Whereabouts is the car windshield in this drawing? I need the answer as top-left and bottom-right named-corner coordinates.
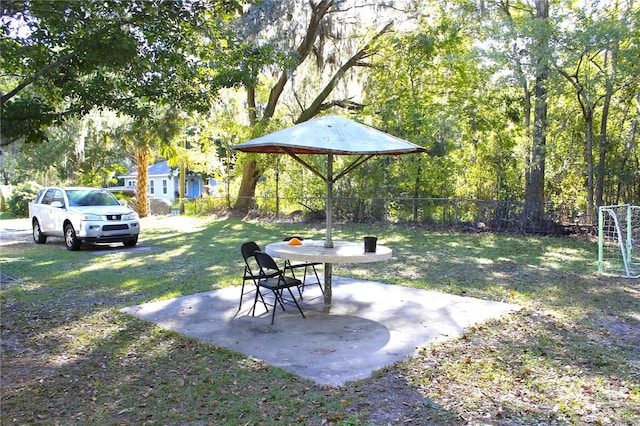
top-left (67, 190), bottom-right (120, 207)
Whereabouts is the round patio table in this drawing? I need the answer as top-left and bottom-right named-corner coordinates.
top-left (265, 240), bottom-right (392, 308)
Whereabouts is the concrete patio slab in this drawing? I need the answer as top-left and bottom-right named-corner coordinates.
top-left (120, 277), bottom-right (520, 387)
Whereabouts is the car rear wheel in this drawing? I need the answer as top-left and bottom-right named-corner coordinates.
top-left (32, 219), bottom-right (47, 244)
top-left (64, 224), bottom-right (81, 251)
top-left (123, 236), bottom-right (138, 248)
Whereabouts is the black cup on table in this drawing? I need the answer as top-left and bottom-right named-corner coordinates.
top-left (364, 236), bottom-right (377, 253)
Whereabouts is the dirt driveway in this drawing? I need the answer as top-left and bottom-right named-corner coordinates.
top-left (0, 218), bottom-right (31, 244)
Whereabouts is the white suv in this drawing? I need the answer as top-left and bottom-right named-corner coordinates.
top-left (30, 187), bottom-right (140, 250)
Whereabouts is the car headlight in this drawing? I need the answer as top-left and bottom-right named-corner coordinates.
top-left (124, 212), bottom-right (139, 220)
top-left (81, 213), bottom-right (102, 221)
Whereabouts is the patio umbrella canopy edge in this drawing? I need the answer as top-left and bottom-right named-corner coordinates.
top-left (233, 114), bottom-right (427, 155)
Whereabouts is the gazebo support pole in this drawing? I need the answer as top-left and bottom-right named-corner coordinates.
top-left (325, 152), bottom-right (333, 248)
top-left (324, 263), bottom-right (332, 310)
top-left (324, 152), bottom-right (333, 308)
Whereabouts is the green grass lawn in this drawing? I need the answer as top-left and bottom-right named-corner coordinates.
top-left (1, 215), bottom-right (638, 425)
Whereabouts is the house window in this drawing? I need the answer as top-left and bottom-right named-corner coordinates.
top-left (149, 180), bottom-right (155, 195)
top-left (162, 179), bottom-right (168, 194)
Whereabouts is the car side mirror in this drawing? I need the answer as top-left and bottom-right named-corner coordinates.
top-left (51, 201), bottom-right (64, 208)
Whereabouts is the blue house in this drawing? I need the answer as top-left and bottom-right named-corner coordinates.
top-left (120, 161), bottom-right (213, 200)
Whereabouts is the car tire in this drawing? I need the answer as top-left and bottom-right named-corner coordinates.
top-left (32, 219), bottom-right (47, 244)
top-left (64, 224), bottom-right (81, 251)
top-left (123, 236), bottom-right (138, 248)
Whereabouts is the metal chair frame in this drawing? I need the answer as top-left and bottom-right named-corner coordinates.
top-left (240, 242), bottom-right (268, 314)
top-left (253, 250), bottom-right (305, 324)
top-left (282, 236), bottom-right (324, 296)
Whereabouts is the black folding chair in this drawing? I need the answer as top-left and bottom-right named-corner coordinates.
top-left (253, 250), bottom-right (305, 324)
top-left (240, 242), bottom-right (268, 314)
top-left (282, 236), bottom-right (324, 296)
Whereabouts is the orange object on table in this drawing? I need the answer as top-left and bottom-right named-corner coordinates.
top-left (288, 237), bottom-right (303, 245)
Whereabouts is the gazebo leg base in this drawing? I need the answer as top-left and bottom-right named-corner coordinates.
top-left (323, 263), bottom-right (333, 307)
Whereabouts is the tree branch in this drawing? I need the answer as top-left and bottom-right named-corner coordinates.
top-left (296, 22), bottom-right (393, 123)
top-left (262, 0), bottom-right (333, 122)
top-left (0, 18), bottom-right (121, 109)
top-left (319, 99), bottom-right (364, 112)
top-left (1, 50), bottom-right (77, 108)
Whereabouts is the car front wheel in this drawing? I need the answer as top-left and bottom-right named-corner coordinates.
top-left (123, 236), bottom-right (138, 248)
top-left (32, 219), bottom-right (47, 244)
top-left (64, 224), bottom-right (81, 251)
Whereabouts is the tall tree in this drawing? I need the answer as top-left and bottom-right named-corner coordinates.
top-left (118, 106), bottom-right (183, 217)
top-left (524, 0), bottom-right (550, 229)
top-left (230, 0), bottom-right (399, 211)
top-left (482, 0), bottom-right (552, 228)
top-left (363, 7), bottom-right (468, 201)
top-left (554, 0), bottom-right (639, 219)
top-left (488, 0), bottom-right (535, 199)
top-left (364, 1), bottom-right (526, 206)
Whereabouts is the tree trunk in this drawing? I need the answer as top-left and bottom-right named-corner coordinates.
top-left (596, 95), bottom-right (610, 209)
top-left (596, 48), bottom-right (616, 208)
top-left (413, 163), bottom-right (422, 221)
top-left (523, 0), bottom-right (549, 230)
top-left (557, 67), bottom-right (596, 222)
top-left (235, 157), bottom-right (262, 211)
top-left (179, 159), bottom-right (186, 214)
top-left (523, 86), bottom-right (532, 195)
top-left (133, 146), bottom-right (150, 217)
top-left (179, 137), bottom-right (186, 214)
top-left (584, 113), bottom-right (595, 221)
top-left (616, 119), bottom-right (637, 203)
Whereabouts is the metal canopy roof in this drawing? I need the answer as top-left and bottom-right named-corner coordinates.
top-left (233, 114), bottom-right (427, 155)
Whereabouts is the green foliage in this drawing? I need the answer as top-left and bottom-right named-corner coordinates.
top-left (0, 97), bottom-right (55, 144)
top-left (2, 108), bottom-right (131, 187)
top-left (5, 182), bottom-right (40, 217)
top-left (1, 0), bottom-right (243, 144)
top-left (352, 0), bottom-right (640, 212)
top-left (361, 3), bottom-right (523, 202)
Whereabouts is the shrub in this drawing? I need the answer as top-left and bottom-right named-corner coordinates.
top-left (185, 196), bottom-right (228, 215)
top-left (6, 183), bottom-right (40, 218)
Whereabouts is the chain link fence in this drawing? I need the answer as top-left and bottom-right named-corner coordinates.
top-left (185, 195), bottom-right (593, 235)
